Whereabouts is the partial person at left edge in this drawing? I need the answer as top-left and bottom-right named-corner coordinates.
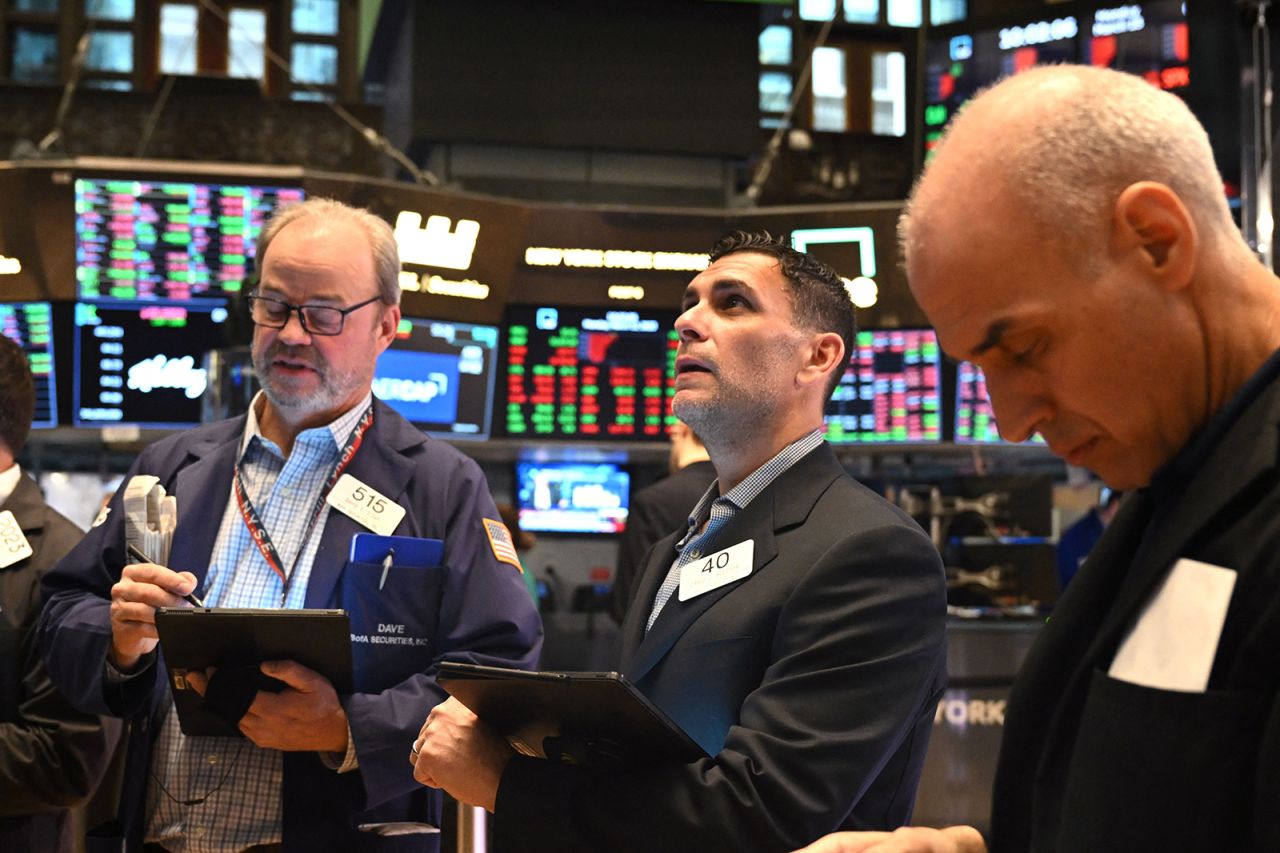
top-left (0, 334), bottom-right (119, 853)
top-left (37, 198), bottom-right (543, 853)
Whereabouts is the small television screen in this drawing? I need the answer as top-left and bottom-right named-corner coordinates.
top-left (825, 328), bottom-right (942, 444)
top-left (374, 316), bottom-right (499, 440)
top-left (73, 301), bottom-right (228, 428)
top-left (500, 306), bottom-right (677, 440)
top-left (515, 461), bottom-right (630, 534)
top-left (75, 175), bottom-right (304, 303)
top-left (0, 301), bottom-right (57, 428)
top-left (954, 361), bottom-right (1045, 445)
top-left (923, 13), bottom-right (1081, 158)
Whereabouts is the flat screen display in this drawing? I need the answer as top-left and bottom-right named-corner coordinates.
top-left (515, 461), bottom-right (630, 534)
top-left (0, 301), bottom-right (57, 428)
top-left (954, 361), bottom-right (1047, 445)
top-left (75, 175), bottom-right (304, 302)
top-left (922, 2), bottom-right (1188, 159)
top-left (73, 302), bottom-right (228, 428)
top-left (824, 328), bottom-right (942, 444)
top-left (374, 316), bottom-right (499, 440)
top-left (501, 306), bottom-right (677, 440)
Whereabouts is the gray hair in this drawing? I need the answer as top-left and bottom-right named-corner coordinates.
top-left (902, 65), bottom-right (1242, 262)
top-left (255, 197), bottom-right (401, 305)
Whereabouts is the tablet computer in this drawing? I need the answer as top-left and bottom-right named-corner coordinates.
top-left (437, 661), bottom-right (707, 766)
top-left (155, 607), bottom-right (353, 737)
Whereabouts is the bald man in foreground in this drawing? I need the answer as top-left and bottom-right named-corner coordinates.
top-left (798, 65), bottom-right (1280, 853)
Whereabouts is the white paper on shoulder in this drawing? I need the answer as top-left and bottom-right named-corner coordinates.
top-left (1108, 558), bottom-right (1236, 694)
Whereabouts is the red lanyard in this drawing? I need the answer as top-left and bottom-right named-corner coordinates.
top-left (233, 403), bottom-right (374, 598)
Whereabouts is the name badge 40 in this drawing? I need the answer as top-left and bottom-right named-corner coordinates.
top-left (679, 539), bottom-right (754, 602)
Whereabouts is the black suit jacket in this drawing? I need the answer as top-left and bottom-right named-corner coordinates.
top-left (494, 444), bottom-right (948, 853)
top-left (991, 367), bottom-right (1280, 852)
top-left (0, 473), bottom-right (115, 853)
top-left (609, 460), bottom-right (717, 625)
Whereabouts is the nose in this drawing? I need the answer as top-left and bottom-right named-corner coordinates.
top-left (674, 302), bottom-right (707, 343)
top-left (275, 309), bottom-right (313, 346)
top-left (985, 367), bottom-right (1053, 443)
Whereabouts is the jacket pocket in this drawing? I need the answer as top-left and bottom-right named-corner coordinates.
top-left (341, 561), bottom-right (446, 693)
top-left (1055, 668), bottom-right (1265, 852)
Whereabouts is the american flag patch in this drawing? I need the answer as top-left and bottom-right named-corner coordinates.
top-left (482, 518), bottom-right (524, 572)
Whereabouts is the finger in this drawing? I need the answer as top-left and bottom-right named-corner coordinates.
top-left (109, 599), bottom-right (163, 630)
top-left (185, 669), bottom-right (209, 696)
top-left (119, 563), bottom-right (198, 598)
top-left (260, 660), bottom-right (324, 692)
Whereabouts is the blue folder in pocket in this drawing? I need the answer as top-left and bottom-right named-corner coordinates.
top-left (349, 533), bottom-right (444, 567)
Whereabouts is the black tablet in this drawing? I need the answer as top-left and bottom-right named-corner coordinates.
top-left (437, 661), bottom-right (707, 766)
top-left (155, 607), bottom-right (353, 737)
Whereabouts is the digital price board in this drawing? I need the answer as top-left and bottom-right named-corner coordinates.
top-left (73, 302), bottom-right (228, 428)
top-left (374, 316), bottom-right (499, 440)
top-left (824, 328), bottom-right (941, 444)
top-left (75, 176), bottom-right (304, 302)
top-left (501, 306), bottom-right (677, 439)
top-left (0, 301), bottom-right (57, 428)
top-left (954, 361), bottom-right (1046, 445)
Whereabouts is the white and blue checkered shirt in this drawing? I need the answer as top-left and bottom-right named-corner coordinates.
top-left (646, 429), bottom-right (825, 631)
top-left (144, 392), bottom-right (371, 853)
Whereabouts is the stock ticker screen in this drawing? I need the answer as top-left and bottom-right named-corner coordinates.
top-left (0, 302), bottom-right (57, 428)
top-left (923, 2), bottom-right (1188, 159)
top-left (501, 306), bottom-right (677, 440)
top-left (73, 302), bottom-right (227, 428)
top-left (75, 176), bottom-right (304, 302)
top-left (824, 329), bottom-right (941, 444)
top-left (374, 316), bottom-right (500, 440)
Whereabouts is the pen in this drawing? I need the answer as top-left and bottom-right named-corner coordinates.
top-left (378, 548), bottom-right (395, 591)
top-left (126, 543), bottom-right (206, 609)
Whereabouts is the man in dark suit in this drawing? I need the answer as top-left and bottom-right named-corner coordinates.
top-left (0, 335), bottom-right (116, 852)
top-left (411, 231), bottom-right (948, 852)
top-left (608, 420), bottom-right (716, 625)
top-left (799, 65), bottom-right (1280, 853)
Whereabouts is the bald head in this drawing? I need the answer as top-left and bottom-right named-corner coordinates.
top-left (902, 65), bottom-right (1241, 271)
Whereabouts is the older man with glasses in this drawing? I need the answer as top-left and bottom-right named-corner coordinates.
top-left (39, 197), bottom-right (542, 853)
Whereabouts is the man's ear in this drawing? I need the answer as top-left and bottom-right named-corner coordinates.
top-left (375, 303), bottom-right (401, 353)
top-left (798, 331), bottom-right (846, 391)
top-left (1110, 181), bottom-right (1197, 292)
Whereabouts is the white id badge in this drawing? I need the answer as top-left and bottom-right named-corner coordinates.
top-left (326, 474), bottom-right (406, 536)
top-left (679, 539), bottom-right (754, 602)
top-left (0, 510), bottom-right (33, 569)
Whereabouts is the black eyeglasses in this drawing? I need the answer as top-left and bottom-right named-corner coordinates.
top-left (246, 293), bottom-right (382, 336)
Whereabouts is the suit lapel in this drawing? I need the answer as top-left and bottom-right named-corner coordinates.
top-left (169, 423), bottom-right (243, 590)
top-left (621, 444), bottom-right (844, 682)
top-left (304, 402), bottom-right (425, 608)
top-left (619, 530), bottom-right (682, 663)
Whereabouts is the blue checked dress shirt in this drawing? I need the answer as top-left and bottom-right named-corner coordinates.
top-left (144, 393), bottom-right (371, 853)
top-left (646, 429), bottom-right (825, 632)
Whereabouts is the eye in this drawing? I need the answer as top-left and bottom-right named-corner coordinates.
top-left (723, 293), bottom-right (750, 310)
top-left (1009, 338), bottom-right (1043, 365)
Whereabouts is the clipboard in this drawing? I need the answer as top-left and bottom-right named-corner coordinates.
top-left (437, 661), bottom-right (707, 766)
top-left (155, 607), bottom-right (354, 737)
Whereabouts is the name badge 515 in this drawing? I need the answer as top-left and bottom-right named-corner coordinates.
top-left (326, 474), bottom-right (405, 536)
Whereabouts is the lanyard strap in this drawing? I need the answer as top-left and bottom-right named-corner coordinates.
top-left (233, 403), bottom-right (375, 594)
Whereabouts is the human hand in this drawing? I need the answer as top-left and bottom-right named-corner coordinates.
top-left (185, 660), bottom-right (348, 752)
top-left (792, 827), bottom-right (986, 853)
top-left (410, 696), bottom-right (512, 812)
top-left (109, 561), bottom-right (199, 670)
